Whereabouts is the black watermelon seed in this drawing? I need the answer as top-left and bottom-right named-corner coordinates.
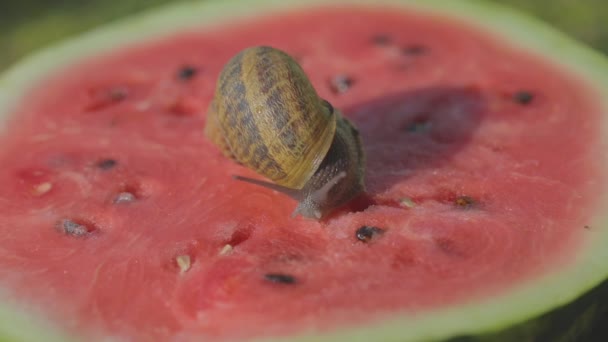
top-left (454, 195), bottom-right (475, 208)
top-left (405, 119), bottom-right (432, 133)
top-left (56, 219), bottom-right (94, 237)
top-left (329, 75), bottom-right (355, 94)
top-left (177, 65), bottom-right (198, 80)
top-left (356, 226), bottom-right (385, 242)
top-left (513, 91), bottom-right (534, 105)
top-left (371, 34), bottom-right (393, 46)
top-left (264, 273), bottom-right (296, 284)
top-left (96, 159), bottom-right (117, 170)
top-left (108, 87), bottom-right (128, 101)
top-left (402, 44), bottom-right (428, 55)
top-left (584, 225), bottom-right (591, 230)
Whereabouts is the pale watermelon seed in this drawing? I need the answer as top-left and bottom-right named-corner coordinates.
top-left (33, 182), bottom-right (53, 196)
top-left (219, 244), bottom-right (233, 256)
top-left (329, 75), bottom-right (354, 94)
top-left (113, 192), bottom-right (136, 204)
top-left (176, 255), bottom-right (192, 273)
top-left (55, 219), bottom-right (96, 236)
top-left (399, 197), bottom-right (416, 208)
top-left (113, 182), bottom-right (144, 203)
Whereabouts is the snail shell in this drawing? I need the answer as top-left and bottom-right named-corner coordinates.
top-left (205, 46), bottom-right (365, 219)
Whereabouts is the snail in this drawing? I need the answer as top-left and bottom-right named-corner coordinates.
top-left (204, 46), bottom-right (365, 219)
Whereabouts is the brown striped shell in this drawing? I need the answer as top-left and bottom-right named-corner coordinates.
top-left (205, 46), bottom-right (336, 189)
top-left (205, 46), bottom-right (365, 219)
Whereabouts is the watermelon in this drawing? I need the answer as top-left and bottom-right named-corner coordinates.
top-left (0, 0), bottom-right (607, 341)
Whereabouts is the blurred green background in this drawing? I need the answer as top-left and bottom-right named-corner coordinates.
top-left (0, 0), bottom-right (606, 72)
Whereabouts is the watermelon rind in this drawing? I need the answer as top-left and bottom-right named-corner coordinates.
top-left (0, 0), bottom-right (607, 341)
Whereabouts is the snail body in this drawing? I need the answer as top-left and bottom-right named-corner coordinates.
top-left (205, 46), bottom-right (365, 219)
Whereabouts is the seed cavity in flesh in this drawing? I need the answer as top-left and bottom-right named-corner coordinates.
top-left (434, 237), bottom-right (466, 257)
top-left (176, 255), bottom-right (192, 273)
top-left (55, 219), bottom-right (96, 236)
top-left (96, 159), bottom-right (117, 170)
top-left (454, 195), bottom-right (475, 209)
top-left (264, 273), bottom-right (296, 285)
top-left (226, 224), bottom-right (255, 247)
top-left (177, 65), bottom-right (198, 80)
top-left (329, 75), bottom-right (354, 94)
top-left (86, 87), bottom-right (128, 111)
top-left (356, 226), bottom-right (385, 242)
top-left (513, 91), bottom-right (534, 105)
top-left (168, 96), bottom-right (201, 116)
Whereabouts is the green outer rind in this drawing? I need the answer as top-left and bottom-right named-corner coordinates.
top-left (0, 0), bottom-right (607, 341)
top-left (0, 298), bottom-right (75, 342)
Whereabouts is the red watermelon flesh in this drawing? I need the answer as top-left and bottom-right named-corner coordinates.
top-left (0, 5), bottom-right (604, 342)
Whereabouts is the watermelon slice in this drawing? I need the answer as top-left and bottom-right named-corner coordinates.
top-left (1, 0), bottom-right (607, 341)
